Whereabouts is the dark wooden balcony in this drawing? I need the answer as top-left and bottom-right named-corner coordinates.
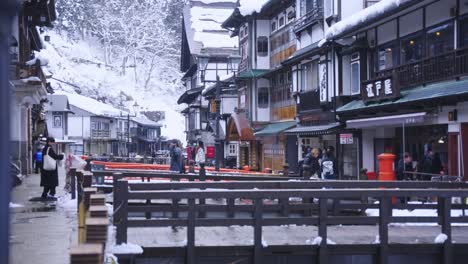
top-left (293, 8), bottom-right (323, 34)
top-left (375, 47), bottom-right (468, 90)
top-left (297, 89), bottom-right (321, 112)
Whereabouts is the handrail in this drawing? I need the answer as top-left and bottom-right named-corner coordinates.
top-left (113, 181), bottom-right (468, 263)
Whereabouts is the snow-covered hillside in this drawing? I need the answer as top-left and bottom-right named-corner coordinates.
top-left (38, 30), bottom-right (186, 143)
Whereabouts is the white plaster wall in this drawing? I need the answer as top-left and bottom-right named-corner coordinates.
top-left (341, 55), bottom-right (351, 96)
top-left (11, 102), bottom-right (20, 141)
top-left (257, 20), bottom-right (270, 69)
top-left (221, 96), bottom-right (237, 115)
top-left (300, 31), bottom-right (312, 48)
top-left (311, 26), bottom-right (324, 43)
top-left (256, 78), bottom-right (270, 122)
top-left (68, 116), bottom-right (90, 139)
top-left (340, 0), bottom-right (364, 20)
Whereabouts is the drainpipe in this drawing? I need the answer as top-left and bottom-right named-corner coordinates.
top-left (1, 1), bottom-right (17, 263)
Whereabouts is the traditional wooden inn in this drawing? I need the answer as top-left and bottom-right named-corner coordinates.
top-left (178, 0), bottom-right (239, 165)
top-left (9, 0), bottom-right (56, 174)
top-left (222, 0), bottom-right (298, 172)
top-left (325, 0), bottom-right (468, 180)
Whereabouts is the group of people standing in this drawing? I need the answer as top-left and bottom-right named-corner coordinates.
top-left (169, 140), bottom-right (206, 173)
top-left (397, 146), bottom-right (445, 182)
top-left (301, 146), bottom-right (338, 180)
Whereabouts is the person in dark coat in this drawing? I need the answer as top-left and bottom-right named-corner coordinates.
top-left (321, 146), bottom-right (337, 180)
top-left (169, 142), bottom-right (182, 172)
top-left (41, 137), bottom-right (64, 198)
top-left (302, 148), bottom-right (320, 180)
top-left (397, 152), bottom-right (415, 181)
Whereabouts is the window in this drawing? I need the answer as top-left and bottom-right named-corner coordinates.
top-left (271, 20), bottom-right (277, 32)
top-left (377, 42), bottom-right (399, 71)
top-left (228, 144), bottom-right (237, 156)
top-left (278, 15), bottom-right (285, 28)
top-left (287, 10), bottom-right (296, 23)
top-left (258, 87), bottom-right (269, 108)
top-left (400, 33), bottom-right (424, 64)
top-left (324, 0), bottom-right (334, 18)
top-left (300, 62), bottom-right (319, 91)
top-left (365, 0), bottom-right (380, 7)
top-left (460, 16), bottom-right (468, 48)
top-left (350, 53), bottom-right (360, 95)
top-left (427, 22), bottom-right (454, 57)
top-left (257, 36), bottom-right (268, 57)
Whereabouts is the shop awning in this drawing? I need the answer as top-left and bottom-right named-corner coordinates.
top-left (337, 78), bottom-right (468, 114)
top-left (237, 69), bottom-right (270, 79)
top-left (254, 121), bottom-right (296, 137)
top-left (226, 112), bottom-right (255, 141)
top-left (346, 112), bottom-right (427, 129)
top-left (285, 123), bottom-right (340, 136)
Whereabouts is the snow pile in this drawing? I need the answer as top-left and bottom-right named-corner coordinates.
top-left (57, 195), bottom-right (77, 210)
top-left (108, 243), bottom-right (143, 255)
top-left (306, 236), bottom-right (322, 245)
top-left (434, 233), bottom-right (448, 244)
top-left (326, 238), bottom-right (337, 245)
top-left (105, 254), bottom-right (119, 264)
top-left (325, 0), bottom-right (408, 40)
top-left (21, 76), bottom-right (42, 83)
top-left (239, 0), bottom-right (270, 16)
top-left (373, 235), bottom-right (380, 244)
top-left (26, 53), bottom-right (50, 66)
top-left (9, 202), bottom-right (24, 208)
top-left (190, 5), bottom-right (238, 48)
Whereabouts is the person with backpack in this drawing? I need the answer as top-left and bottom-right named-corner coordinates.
top-left (321, 146), bottom-right (337, 180)
top-left (41, 137), bottom-right (64, 199)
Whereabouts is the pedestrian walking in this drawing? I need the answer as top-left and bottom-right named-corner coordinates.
top-left (195, 141), bottom-right (206, 179)
top-left (321, 146), bottom-right (337, 180)
top-left (34, 148), bottom-right (43, 174)
top-left (302, 148), bottom-right (320, 180)
top-left (40, 137), bottom-right (64, 199)
top-left (169, 141), bottom-right (184, 173)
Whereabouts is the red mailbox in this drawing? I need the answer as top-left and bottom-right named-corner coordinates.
top-left (378, 153), bottom-right (396, 181)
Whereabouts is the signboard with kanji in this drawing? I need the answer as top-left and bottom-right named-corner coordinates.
top-left (361, 75), bottom-right (400, 103)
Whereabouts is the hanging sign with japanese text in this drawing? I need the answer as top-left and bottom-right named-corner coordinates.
top-left (361, 75), bottom-right (400, 103)
top-left (340, 133), bottom-right (354, 145)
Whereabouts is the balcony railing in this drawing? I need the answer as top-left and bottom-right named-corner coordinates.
top-left (238, 57), bottom-right (249, 73)
top-left (297, 89), bottom-right (321, 112)
top-left (91, 130), bottom-right (110, 139)
top-left (293, 8), bottom-right (324, 34)
top-left (11, 62), bottom-right (47, 86)
top-left (375, 47), bottom-right (468, 89)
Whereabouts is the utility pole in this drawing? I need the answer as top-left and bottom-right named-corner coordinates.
top-left (1, 1), bottom-right (17, 263)
top-left (214, 76), bottom-right (221, 171)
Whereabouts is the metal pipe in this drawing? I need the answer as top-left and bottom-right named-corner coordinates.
top-left (1, 1), bottom-right (17, 263)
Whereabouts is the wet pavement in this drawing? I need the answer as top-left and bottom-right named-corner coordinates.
top-left (9, 172), bottom-right (77, 264)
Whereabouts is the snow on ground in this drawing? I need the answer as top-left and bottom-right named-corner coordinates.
top-left (198, 0), bottom-right (237, 4)
top-left (9, 202), bottom-right (24, 208)
top-left (37, 30), bottom-right (186, 143)
top-left (434, 233), bottom-right (448, 244)
top-left (325, 0), bottom-right (408, 40)
top-left (306, 236), bottom-right (322, 245)
top-left (238, 0), bottom-right (270, 16)
top-left (57, 194), bottom-right (77, 210)
top-left (108, 243), bottom-right (144, 255)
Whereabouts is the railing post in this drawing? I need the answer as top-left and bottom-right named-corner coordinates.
top-left (379, 196), bottom-right (390, 264)
top-left (318, 198), bottom-right (328, 264)
top-left (113, 173), bottom-right (123, 213)
top-left (253, 198), bottom-right (263, 264)
top-left (76, 171), bottom-right (84, 214)
top-left (227, 197), bottom-right (235, 218)
top-left (70, 168), bottom-right (76, 200)
top-left (440, 196), bottom-right (452, 264)
top-left (115, 180), bottom-right (128, 245)
top-left (198, 165), bottom-right (206, 218)
top-left (187, 198), bottom-right (196, 264)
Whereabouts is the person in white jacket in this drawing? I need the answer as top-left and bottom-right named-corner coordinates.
top-left (195, 141), bottom-right (206, 166)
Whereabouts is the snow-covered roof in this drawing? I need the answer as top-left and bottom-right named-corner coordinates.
top-left (184, 0), bottom-right (238, 55)
top-left (201, 73), bottom-right (234, 96)
top-left (55, 91), bottom-right (124, 117)
top-left (325, 0), bottom-right (415, 41)
top-left (238, 0), bottom-right (270, 16)
top-left (131, 116), bottom-right (162, 127)
top-left (45, 94), bottom-right (73, 113)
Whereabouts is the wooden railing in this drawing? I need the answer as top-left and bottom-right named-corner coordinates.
top-left (113, 179), bottom-right (468, 264)
top-left (293, 7), bottom-right (324, 34)
top-left (375, 47), bottom-right (468, 89)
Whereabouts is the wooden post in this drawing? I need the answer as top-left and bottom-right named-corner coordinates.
top-left (113, 173), bottom-right (122, 212)
top-left (198, 165), bottom-right (206, 218)
top-left (227, 198), bottom-right (235, 218)
top-left (379, 197), bottom-right (390, 264)
top-left (187, 198), bottom-right (196, 264)
top-left (440, 196), bottom-right (452, 264)
top-left (253, 198), bottom-right (263, 264)
top-left (70, 168), bottom-right (76, 200)
top-left (115, 180), bottom-right (128, 244)
top-left (318, 198), bottom-right (328, 264)
top-left (76, 171), bottom-right (84, 214)
top-left (279, 198), bottom-right (289, 217)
